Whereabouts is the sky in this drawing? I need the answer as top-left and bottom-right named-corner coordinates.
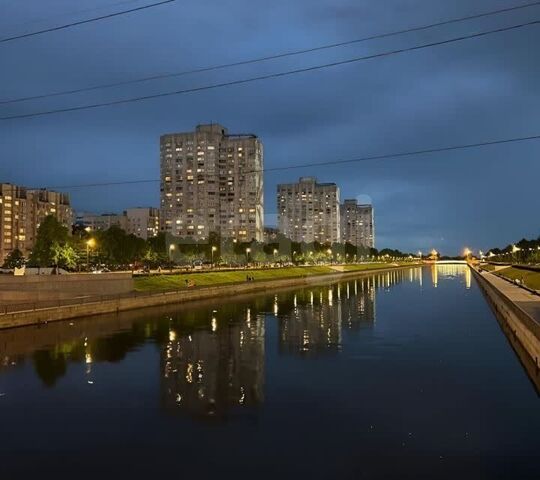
top-left (1, 0), bottom-right (539, 255)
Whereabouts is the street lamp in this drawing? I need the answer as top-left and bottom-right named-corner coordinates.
top-left (211, 245), bottom-right (217, 267)
top-left (86, 238), bottom-right (96, 271)
top-left (246, 247), bottom-right (251, 264)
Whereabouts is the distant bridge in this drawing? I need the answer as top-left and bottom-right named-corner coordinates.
top-left (425, 260), bottom-right (468, 265)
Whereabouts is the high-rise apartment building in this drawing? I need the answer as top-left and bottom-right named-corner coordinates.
top-left (340, 200), bottom-right (375, 248)
top-left (160, 124), bottom-right (264, 242)
top-left (277, 177), bottom-right (340, 244)
top-left (0, 183), bottom-right (72, 263)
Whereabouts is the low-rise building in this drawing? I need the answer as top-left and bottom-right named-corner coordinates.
top-left (76, 212), bottom-right (127, 232)
top-left (76, 208), bottom-right (160, 240)
top-left (125, 207), bottom-right (160, 240)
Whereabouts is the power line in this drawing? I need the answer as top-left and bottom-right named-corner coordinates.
top-left (0, 0), bottom-right (176, 44)
top-left (2, 19), bottom-right (539, 121)
top-left (42, 132), bottom-right (540, 190)
top-left (2, 0), bottom-right (539, 105)
top-left (5, 0), bottom-right (145, 31)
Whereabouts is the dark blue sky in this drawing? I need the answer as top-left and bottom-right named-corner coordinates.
top-left (1, 0), bottom-right (539, 254)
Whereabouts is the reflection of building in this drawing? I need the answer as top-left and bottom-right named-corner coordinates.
top-left (340, 199), bottom-right (375, 248)
top-left (0, 183), bottom-right (73, 263)
top-left (161, 311), bottom-right (265, 419)
top-left (277, 177), bottom-right (340, 243)
top-left (160, 124), bottom-right (264, 242)
top-left (278, 294), bottom-right (342, 356)
top-left (338, 279), bottom-right (376, 330)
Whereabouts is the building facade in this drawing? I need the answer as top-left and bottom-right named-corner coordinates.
top-left (160, 124), bottom-right (264, 242)
top-left (0, 183), bottom-right (73, 263)
top-left (277, 177), bottom-right (340, 244)
top-left (340, 199), bottom-right (375, 248)
top-left (76, 208), bottom-right (160, 240)
top-left (125, 207), bottom-right (160, 240)
top-left (76, 212), bottom-right (127, 232)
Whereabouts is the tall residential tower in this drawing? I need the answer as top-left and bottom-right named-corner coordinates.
top-left (340, 199), bottom-right (375, 248)
top-left (160, 124), bottom-right (264, 242)
top-left (277, 177), bottom-right (340, 244)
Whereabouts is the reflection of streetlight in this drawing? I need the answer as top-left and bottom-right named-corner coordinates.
top-left (86, 238), bottom-right (96, 270)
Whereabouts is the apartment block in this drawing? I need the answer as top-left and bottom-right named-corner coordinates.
top-left (76, 212), bottom-right (127, 232)
top-left (340, 200), bottom-right (375, 248)
top-left (277, 177), bottom-right (340, 244)
top-left (125, 207), bottom-right (160, 240)
top-left (77, 208), bottom-right (160, 240)
top-left (160, 124), bottom-right (264, 242)
top-left (0, 183), bottom-right (73, 263)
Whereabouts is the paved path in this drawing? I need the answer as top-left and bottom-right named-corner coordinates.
top-left (481, 270), bottom-right (540, 325)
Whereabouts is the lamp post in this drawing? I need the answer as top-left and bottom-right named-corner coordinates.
top-left (211, 245), bottom-right (217, 268)
top-left (86, 238), bottom-right (96, 271)
top-left (169, 243), bottom-right (176, 261)
top-left (246, 247), bottom-right (251, 265)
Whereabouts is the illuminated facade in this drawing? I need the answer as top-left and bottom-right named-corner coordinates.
top-left (340, 199), bottom-right (375, 248)
top-left (77, 208), bottom-right (160, 240)
top-left (277, 177), bottom-right (340, 243)
top-left (160, 124), bottom-right (264, 242)
top-left (0, 183), bottom-right (72, 263)
top-left (125, 207), bottom-right (160, 240)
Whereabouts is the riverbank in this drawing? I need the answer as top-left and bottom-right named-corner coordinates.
top-left (133, 263), bottom-right (409, 292)
top-left (471, 266), bottom-right (540, 372)
top-left (0, 263), bottom-right (420, 330)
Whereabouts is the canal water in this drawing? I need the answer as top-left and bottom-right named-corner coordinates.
top-left (0, 265), bottom-right (539, 479)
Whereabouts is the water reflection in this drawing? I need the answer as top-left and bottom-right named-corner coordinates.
top-left (0, 266), bottom-right (478, 422)
top-left (161, 311), bottom-right (265, 419)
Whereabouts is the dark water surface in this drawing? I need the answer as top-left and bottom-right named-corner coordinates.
top-left (1, 266), bottom-right (539, 479)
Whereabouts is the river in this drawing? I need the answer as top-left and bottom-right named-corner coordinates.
top-left (0, 265), bottom-right (539, 478)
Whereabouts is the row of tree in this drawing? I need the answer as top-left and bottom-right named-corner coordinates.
top-left (2, 216), bottom-right (169, 270)
top-left (486, 236), bottom-right (540, 264)
top-left (2, 215), bottom-right (417, 270)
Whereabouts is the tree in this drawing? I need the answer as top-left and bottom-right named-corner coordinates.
top-left (95, 226), bottom-right (147, 266)
top-left (51, 242), bottom-right (79, 270)
top-left (2, 248), bottom-right (25, 268)
top-left (29, 215), bottom-right (70, 267)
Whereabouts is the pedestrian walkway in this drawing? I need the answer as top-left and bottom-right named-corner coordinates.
top-left (481, 270), bottom-right (540, 326)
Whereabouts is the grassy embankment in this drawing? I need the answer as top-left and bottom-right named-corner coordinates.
top-left (492, 266), bottom-right (540, 291)
top-left (134, 263), bottom-right (412, 292)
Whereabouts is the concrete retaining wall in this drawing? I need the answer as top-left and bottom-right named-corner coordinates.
top-left (472, 267), bottom-right (540, 368)
top-left (0, 273), bottom-right (134, 303)
top-left (0, 265), bottom-right (417, 330)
